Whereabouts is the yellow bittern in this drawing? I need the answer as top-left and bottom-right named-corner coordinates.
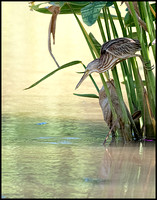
top-left (75, 37), bottom-right (152, 89)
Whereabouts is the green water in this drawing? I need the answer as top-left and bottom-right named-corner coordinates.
top-left (2, 114), bottom-right (108, 147)
top-left (2, 114), bottom-right (107, 198)
top-left (2, 114), bottom-right (155, 198)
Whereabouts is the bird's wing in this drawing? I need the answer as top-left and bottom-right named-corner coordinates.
top-left (101, 38), bottom-right (141, 58)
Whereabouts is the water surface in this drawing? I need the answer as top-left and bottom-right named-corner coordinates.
top-left (2, 114), bottom-right (155, 198)
top-left (2, 2), bottom-right (155, 199)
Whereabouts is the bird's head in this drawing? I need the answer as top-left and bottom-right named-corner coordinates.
top-left (75, 59), bottom-right (100, 89)
top-left (86, 59), bottom-right (100, 72)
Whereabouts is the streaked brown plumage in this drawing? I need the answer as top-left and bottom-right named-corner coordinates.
top-left (75, 37), bottom-right (146, 89)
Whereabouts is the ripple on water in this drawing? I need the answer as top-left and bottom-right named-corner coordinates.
top-left (35, 136), bottom-right (81, 145)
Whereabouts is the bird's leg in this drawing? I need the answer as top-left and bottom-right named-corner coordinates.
top-left (134, 54), bottom-right (154, 70)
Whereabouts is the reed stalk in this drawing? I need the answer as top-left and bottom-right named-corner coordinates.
top-left (129, 2), bottom-right (155, 106)
top-left (27, 1), bottom-right (156, 140)
top-left (128, 2), bottom-right (155, 137)
top-left (68, 5), bottom-right (118, 122)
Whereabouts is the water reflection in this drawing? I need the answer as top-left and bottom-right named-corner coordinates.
top-left (2, 114), bottom-right (155, 198)
top-left (94, 143), bottom-right (155, 198)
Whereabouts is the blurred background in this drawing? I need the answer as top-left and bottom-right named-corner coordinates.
top-left (2, 1), bottom-right (129, 121)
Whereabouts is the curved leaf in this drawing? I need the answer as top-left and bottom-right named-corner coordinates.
top-left (24, 61), bottom-right (82, 90)
top-left (30, 2), bottom-right (90, 15)
top-left (30, 3), bottom-right (52, 14)
top-left (73, 93), bottom-right (99, 98)
top-left (29, 1), bottom-right (119, 20)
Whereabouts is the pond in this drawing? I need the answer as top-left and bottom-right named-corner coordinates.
top-left (2, 2), bottom-right (155, 199)
top-left (2, 113), bottom-right (156, 198)
top-left (2, 113), bottom-right (155, 198)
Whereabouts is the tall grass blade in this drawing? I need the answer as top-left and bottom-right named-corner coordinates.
top-left (73, 93), bottom-right (99, 98)
top-left (24, 61), bottom-right (82, 90)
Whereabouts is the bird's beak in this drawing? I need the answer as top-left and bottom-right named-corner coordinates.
top-left (75, 70), bottom-right (90, 89)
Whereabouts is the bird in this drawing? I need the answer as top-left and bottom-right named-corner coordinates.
top-left (75, 37), bottom-right (152, 89)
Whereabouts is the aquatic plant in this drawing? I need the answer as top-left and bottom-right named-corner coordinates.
top-left (26, 1), bottom-right (156, 143)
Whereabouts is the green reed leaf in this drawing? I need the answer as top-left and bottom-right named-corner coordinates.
top-left (24, 61), bottom-right (82, 90)
top-left (73, 93), bottom-right (99, 98)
